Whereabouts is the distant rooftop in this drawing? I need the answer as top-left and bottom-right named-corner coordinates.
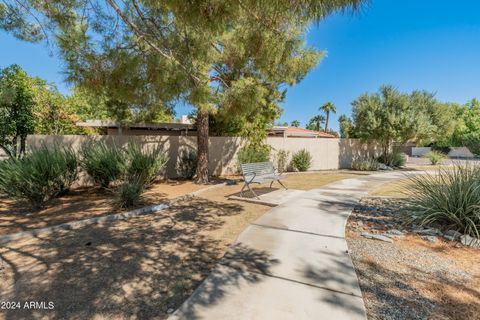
top-left (269, 126), bottom-right (336, 138)
top-left (76, 120), bottom-right (194, 131)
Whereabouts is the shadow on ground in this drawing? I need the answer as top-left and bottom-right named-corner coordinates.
top-left (0, 197), bottom-right (275, 320)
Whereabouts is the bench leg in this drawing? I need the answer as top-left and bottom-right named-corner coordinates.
top-left (277, 179), bottom-right (287, 190)
top-left (269, 181), bottom-right (273, 188)
top-left (240, 182), bottom-right (260, 199)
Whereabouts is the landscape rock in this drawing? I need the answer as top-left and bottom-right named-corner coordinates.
top-left (460, 235), bottom-right (480, 248)
top-left (413, 228), bottom-right (441, 236)
top-left (362, 232), bottom-right (394, 243)
top-left (443, 230), bottom-right (462, 241)
top-left (367, 218), bottom-right (384, 224)
top-left (383, 229), bottom-right (405, 239)
top-left (422, 235), bottom-right (438, 243)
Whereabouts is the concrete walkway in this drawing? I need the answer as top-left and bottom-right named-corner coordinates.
top-left (170, 171), bottom-right (409, 320)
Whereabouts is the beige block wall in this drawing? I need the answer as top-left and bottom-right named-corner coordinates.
top-left (26, 135), bottom-right (381, 183)
top-left (267, 137), bottom-right (381, 170)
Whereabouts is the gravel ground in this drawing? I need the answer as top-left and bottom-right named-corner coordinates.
top-left (346, 198), bottom-right (480, 320)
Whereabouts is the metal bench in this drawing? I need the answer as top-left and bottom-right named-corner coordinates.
top-left (240, 162), bottom-right (287, 199)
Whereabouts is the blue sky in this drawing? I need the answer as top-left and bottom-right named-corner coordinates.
top-left (1, 0), bottom-right (479, 131)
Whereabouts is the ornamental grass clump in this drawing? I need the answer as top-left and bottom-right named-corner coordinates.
top-left (0, 145), bottom-right (78, 208)
top-left (81, 142), bottom-right (125, 188)
top-left (405, 164), bottom-right (480, 238)
top-left (291, 149), bottom-right (312, 172)
top-left (424, 150), bottom-right (446, 165)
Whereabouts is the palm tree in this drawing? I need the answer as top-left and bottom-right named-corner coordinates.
top-left (307, 115), bottom-right (325, 131)
top-left (320, 102), bottom-right (337, 132)
top-left (291, 120), bottom-right (300, 127)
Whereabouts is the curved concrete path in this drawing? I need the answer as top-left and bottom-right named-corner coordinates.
top-left (170, 171), bottom-right (410, 320)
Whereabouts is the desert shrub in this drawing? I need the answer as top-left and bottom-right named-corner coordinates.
top-left (81, 142), bottom-right (125, 188)
top-left (458, 132), bottom-right (480, 155)
top-left (424, 151), bottom-right (446, 165)
top-left (237, 144), bottom-right (270, 164)
top-left (114, 177), bottom-right (144, 208)
top-left (377, 151), bottom-right (406, 167)
top-left (176, 149), bottom-right (197, 179)
top-left (290, 149), bottom-right (312, 172)
top-left (405, 165), bottom-right (480, 237)
top-left (125, 142), bottom-right (168, 185)
top-left (351, 158), bottom-right (381, 171)
top-left (275, 149), bottom-right (290, 173)
top-left (0, 145), bottom-right (78, 208)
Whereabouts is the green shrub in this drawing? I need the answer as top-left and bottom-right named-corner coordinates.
top-left (351, 158), bottom-right (381, 171)
top-left (275, 149), bottom-right (289, 173)
top-left (114, 177), bottom-right (144, 208)
top-left (81, 142), bottom-right (125, 188)
top-left (125, 142), bottom-right (168, 185)
top-left (424, 151), bottom-right (446, 165)
top-left (237, 144), bottom-right (270, 164)
top-left (405, 165), bottom-right (480, 237)
top-left (0, 145), bottom-right (78, 208)
top-left (177, 149), bottom-right (197, 179)
top-left (459, 132), bottom-right (480, 155)
top-left (377, 151), bottom-right (406, 167)
top-left (290, 149), bottom-right (312, 172)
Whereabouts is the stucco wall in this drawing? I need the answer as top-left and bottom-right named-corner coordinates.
top-left (26, 135), bottom-right (381, 181)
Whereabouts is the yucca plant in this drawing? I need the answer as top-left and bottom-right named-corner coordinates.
top-left (114, 176), bottom-right (145, 208)
top-left (124, 142), bottom-right (168, 185)
top-left (81, 142), bottom-right (125, 188)
top-left (405, 164), bottom-right (480, 238)
top-left (0, 145), bottom-right (78, 208)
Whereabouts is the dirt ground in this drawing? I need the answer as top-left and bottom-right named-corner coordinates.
top-left (0, 171), bottom-right (367, 235)
top-left (0, 170), bottom-right (371, 319)
top-left (346, 198), bottom-right (480, 320)
top-left (0, 180), bottom-right (209, 235)
top-left (0, 184), bottom-right (272, 320)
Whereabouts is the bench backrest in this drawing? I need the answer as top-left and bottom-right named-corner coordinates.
top-left (240, 162), bottom-right (275, 177)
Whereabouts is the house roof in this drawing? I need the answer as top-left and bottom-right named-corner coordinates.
top-left (269, 126), bottom-right (337, 138)
top-left (76, 120), bottom-right (194, 131)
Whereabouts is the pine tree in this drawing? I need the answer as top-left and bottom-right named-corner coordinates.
top-left (0, 0), bottom-right (365, 183)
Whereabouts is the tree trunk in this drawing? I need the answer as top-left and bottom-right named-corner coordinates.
top-left (325, 112), bottom-right (329, 132)
top-left (195, 110), bottom-right (209, 184)
top-left (20, 135), bottom-right (26, 157)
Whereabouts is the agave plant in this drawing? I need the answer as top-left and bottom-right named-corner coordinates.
top-left (405, 164), bottom-right (480, 238)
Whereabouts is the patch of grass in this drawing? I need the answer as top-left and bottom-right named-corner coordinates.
top-left (369, 179), bottom-right (414, 197)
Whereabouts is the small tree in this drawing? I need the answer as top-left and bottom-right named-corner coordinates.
top-left (291, 120), bottom-right (300, 127)
top-left (351, 85), bottom-right (430, 165)
top-left (338, 114), bottom-right (353, 138)
top-left (320, 102), bottom-right (336, 132)
top-left (0, 0), bottom-right (366, 184)
top-left (0, 65), bottom-right (35, 158)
